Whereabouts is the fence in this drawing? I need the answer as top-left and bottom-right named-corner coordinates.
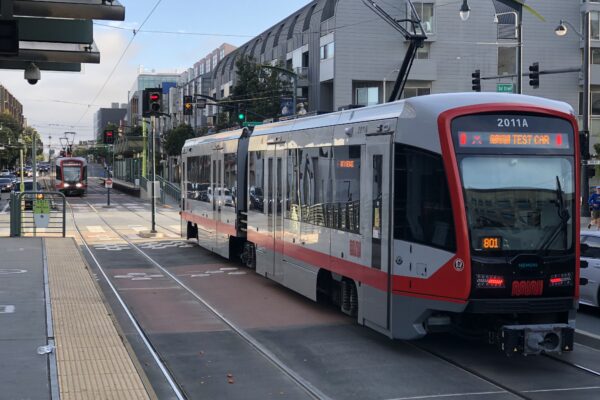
top-left (10, 191), bottom-right (67, 237)
top-left (114, 158), bottom-right (142, 184)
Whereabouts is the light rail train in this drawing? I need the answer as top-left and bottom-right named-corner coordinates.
top-left (181, 93), bottom-right (581, 355)
top-left (52, 157), bottom-right (88, 196)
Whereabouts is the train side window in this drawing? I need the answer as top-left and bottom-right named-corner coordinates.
top-left (394, 145), bottom-right (456, 251)
top-left (299, 147), bottom-right (332, 227)
top-left (55, 165), bottom-right (61, 180)
top-left (332, 145), bottom-right (361, 233)
top-left (187, 155), bottom-right (211, 202)
top-left (224, 153), bottom-right (237, 206)
top-left (286, 149), bottom-right (300, 221)
top-left (249, 151), bottom-right (265, 213)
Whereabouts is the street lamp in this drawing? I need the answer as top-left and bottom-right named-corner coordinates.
top-left (555, 13), bottom-right (591, 217)
top-left (459, 0), bottom-right (470, 21)
top-left (494, 10), bottom-right (522, 94)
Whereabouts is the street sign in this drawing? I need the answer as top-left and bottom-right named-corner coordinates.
top-left (497, 83), bottom-right (514, 93)
top-left (242, 122), bottom-right (263, 127)
top-left (105, 178), bottom-right (113, 189)
top-left (33, 199), bottom-right (50, 228)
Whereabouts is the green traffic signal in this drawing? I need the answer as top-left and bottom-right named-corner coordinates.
top-left (238, 113), bottom-right (245, 120)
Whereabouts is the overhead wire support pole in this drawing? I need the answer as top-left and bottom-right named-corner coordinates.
top-left (362, 0), bottom-right (427, 102)
top-left (151, 115), bottom-right (157, 233)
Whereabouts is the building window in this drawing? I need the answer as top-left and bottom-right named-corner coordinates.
top-left (199, 64), bottom-right (204, 75)
top-left (579, 92), bottom-right (600, 115)
top-left (206, 59), bottom-right (211, 73)
top-left (416, 42), bottom-right (430, 59)
top-left (356, 87), bottom-right (379, 106)
top-left (593, 48), bottom-right (600, 65)
top-left (320, 42), bottom-right (335, 60)
top-left (498, 46), bottom-right (516, 75)
top-left (412, 3), bottom-right (434, 34)
top-left (592, 11), bottom-right (600, 40)
top-left (402, 87), bottom-right (431, 98)
top-left (220, 49), bottom-right (225, 59)
top-left (212, 55), bottom-right (218, 68)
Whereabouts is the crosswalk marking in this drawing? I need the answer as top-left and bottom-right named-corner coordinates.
top-left (87, 226), bottom-right (105, 233)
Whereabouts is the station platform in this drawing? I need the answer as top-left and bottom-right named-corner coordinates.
top-left (0, 237), bottom-right (150, 400)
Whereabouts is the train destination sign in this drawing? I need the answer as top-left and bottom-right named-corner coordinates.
top-left (457, 131), bottom-right (570, 149)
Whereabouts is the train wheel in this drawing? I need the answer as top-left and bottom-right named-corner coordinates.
top-left (341, 279), bottom-right (358, 317)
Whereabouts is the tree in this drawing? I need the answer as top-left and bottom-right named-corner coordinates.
top-left (230, 55), bottom-right (292, 123)
top-left (163, 124), bottom-right (195, 156)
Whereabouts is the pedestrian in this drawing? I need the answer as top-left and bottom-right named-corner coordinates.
top-left (588, 186), bottom-right (600, 229)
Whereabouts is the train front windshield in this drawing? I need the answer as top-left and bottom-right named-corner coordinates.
top-left (460, 156), bottom-right (574, 252)
top-left (63, 166), bottom-right (81, 182)
top-left (452, 113), bottom-right (576, 254)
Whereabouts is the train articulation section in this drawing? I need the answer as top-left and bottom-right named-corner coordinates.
top-left (181, 93), bottom-right (581, 356)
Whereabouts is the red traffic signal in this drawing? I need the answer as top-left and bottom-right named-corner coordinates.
top-left (103, 129), bottom-right (115, 144)
top-left (143, 88), bottom-right (162, 116)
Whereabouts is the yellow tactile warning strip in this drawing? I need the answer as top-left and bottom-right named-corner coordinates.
top-left (45, 237), bottom-right (151, 400)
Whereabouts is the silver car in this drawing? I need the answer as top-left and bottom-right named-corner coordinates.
top-left (579, 230), bottom-right (600, 307)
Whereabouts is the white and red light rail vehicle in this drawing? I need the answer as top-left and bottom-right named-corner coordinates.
top-left (52, 157), bottom-right (88, 196)
top-left (181, 93), bottom-right (581, 355)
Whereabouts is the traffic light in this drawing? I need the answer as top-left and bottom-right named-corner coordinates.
top-left (183, 95), bottom-right (193, 115)
top-left (237, 103), bottom-right (246, 121)
top-left (471, 69), bottom-right (481, 92)
top-left (143, 88), bottom-right (162, 117)
top-left (103, 129), bottom-right (115, 145)
top-left (529, 62), bottom-right (540, 88)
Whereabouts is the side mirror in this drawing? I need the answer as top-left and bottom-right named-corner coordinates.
top-left (581, 277), bottom-right (589, 286)
top-left (581, 243), bottom-right (589, 254)
top-left (580, 260), bottom-right (589, 269)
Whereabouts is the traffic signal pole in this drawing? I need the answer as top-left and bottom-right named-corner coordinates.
top-left (151, 115), bottom-right (157, 234)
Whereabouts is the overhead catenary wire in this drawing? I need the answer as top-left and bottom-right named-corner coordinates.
top-left (74, 0), bottom-right (164, 125)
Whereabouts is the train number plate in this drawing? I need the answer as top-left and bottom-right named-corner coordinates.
top-left (511, 280), bottom-right (543, 297)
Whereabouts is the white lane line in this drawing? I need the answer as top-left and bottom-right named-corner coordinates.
top-left (87, 226), bottom-right (105, 233)
top-left (385, 392), bottom-right (506, 400)
top-left (1, 202), bottom-right (9, 214)
top-left (170, 225), bottom-right (180, 231)
top-left (118, 286), bottom-right (182, 291)
top-left (523, 386), bottom-right (600, 393)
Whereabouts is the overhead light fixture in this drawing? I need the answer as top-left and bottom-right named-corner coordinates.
top-left (459, 0), bottom-right (470, 21)
top-left (554, 20), bottom-right (567, 37)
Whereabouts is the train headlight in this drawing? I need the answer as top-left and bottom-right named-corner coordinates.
top-left (549, 273), bottom-right (572, 287)
top-left (476, 274), bottom-right (505, 289)
top-left (64, 183), bottom-right (70, 188)
top-left (36, 194), bottom-right (44, 200)
top-left (75, 183), bottom-right (82, 188)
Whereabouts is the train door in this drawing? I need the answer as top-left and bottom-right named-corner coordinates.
top-left (262, 140), bottom-right (285, 281)
top-left (361, 136), bottom-right (393, 331)
top-left (217, 151), bottom-right (238, 259)
top-left (212, 146), bottom-right (226, 257)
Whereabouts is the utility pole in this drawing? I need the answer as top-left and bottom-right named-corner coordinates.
top-left (32, 131), bottom-right (36, 190)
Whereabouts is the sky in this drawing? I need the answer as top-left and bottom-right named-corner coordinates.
top-left (0, 0), bottom-right (312, 148)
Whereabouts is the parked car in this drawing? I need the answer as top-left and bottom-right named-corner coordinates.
top-left (0, 177), bottom-right (13, 192)
top-left (16, 180), bottom-right (44, 209)
top-left (579, 230), bottom-right (600, 308)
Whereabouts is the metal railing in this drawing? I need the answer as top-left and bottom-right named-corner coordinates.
top-left (156, 175), bottom-right (181, 204)
top-left (10, 191), bottom-right (67, 237)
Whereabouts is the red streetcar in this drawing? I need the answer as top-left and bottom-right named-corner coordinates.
top-left (53, 157), bottom-right (87, 196)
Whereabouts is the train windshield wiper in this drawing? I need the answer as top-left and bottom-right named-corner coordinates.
top-left (537, 176), bottom-right (570, 254)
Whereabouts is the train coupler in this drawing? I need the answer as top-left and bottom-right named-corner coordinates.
top-left (494, 324), bottom-right (574, 356)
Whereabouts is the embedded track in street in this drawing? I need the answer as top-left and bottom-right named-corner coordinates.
top-left (63, 185), bottom-right (600, 400)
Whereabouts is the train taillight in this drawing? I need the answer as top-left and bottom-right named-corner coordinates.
top-left (549, 273), bottom-right (573, 287)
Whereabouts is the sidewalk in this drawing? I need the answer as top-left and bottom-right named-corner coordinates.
top-left (0, 237), bottom-right (151, 400)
